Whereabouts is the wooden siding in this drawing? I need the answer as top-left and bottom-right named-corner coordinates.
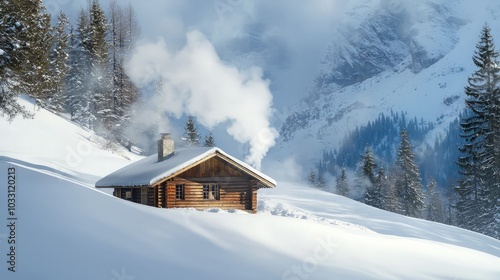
top-left (164, 178), bottom-right (253, 211)
top-left (177, 156), bottom-right (247, 178)
top-left (113, 187), bottom-right (156, 207)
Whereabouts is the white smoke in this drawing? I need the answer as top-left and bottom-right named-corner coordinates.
top-left (126, 30), bottom-right (278, 169)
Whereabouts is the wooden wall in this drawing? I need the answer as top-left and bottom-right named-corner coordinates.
top-left (178, 156), bottom-right (247, 178)
top-left (114, 187), bottom-right (156, 206)
top-left (164, 178), bottom-right (253, 211)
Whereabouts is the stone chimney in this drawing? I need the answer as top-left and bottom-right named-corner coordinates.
top-left (158, 133), bottom-right (174, 162)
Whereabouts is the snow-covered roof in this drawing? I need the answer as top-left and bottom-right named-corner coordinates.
top-left (95, 147), bottom-right (276, 188)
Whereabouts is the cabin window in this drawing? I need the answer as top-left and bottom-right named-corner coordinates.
top-left (203, 184), bottom-right (220, 200)
top-left (141, 188), bottom-right (148, 204)
top-left (175, 184), bottom-right (185, 200)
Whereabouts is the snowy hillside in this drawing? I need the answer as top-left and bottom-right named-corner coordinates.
top-left (0, 98), bottom-right (499, 279)
top-left (0, 97), bottom-right (141, 186)
top-left (275, 0), bottom-right (500, 164)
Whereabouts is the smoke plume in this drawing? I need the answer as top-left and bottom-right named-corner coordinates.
top-left (126, 30), bottom-right (278, 169)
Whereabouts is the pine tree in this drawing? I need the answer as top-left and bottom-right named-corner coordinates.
top-left (456, 24), bottom-right (500, 238)
top-left (426, 177), bottom-right (444, 222)
top-left (360, 146), bottom-right (380, 206)
top-left (316, 174), bottom-right (327, 190)
top-left (307, 170), bottom-right (317, 187)
top-left (0, 0), bottom-right (27, 119)
top-left (354, 146), bottom-right (377, 201)
top-left (366, 166), bottom-right (384, 209)
top-left (394, 130), bottom-right (424, 218)
top-left (15, 0), bottom-right (52, 100)
top-left (335, 167), bottom-right (350, 197)
top-left (444, 184), bottom-right (459, 226)
top-left (0, 0), bottom-right (51, 120)
top-left (108, 1), bottom-right (140, 138)
top-left (67, 8), bottom-right (93, 128)
top-left (383, 166), bottom-right (403, 213)
top-left (183, 116), bottom-right (200, 147)
top-left (362, 146), bottom-right (377, 184)
top-left (204, 131), bottom-right (216, 147)
top-left (46, 11), bottom-right (70, 112)
top-left (89, 0), bottom-right (112, 134)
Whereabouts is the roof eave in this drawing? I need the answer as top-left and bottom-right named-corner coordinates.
top-left (95, 184), bottom-right (150, 189)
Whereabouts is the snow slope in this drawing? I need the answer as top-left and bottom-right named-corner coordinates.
top-left (0, 99), bottom-right (499, 279)
top-left (0, 97), bottom-right (141, 186)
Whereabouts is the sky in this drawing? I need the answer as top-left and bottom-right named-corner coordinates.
top-left (43, 0), bottom-right (348, 107)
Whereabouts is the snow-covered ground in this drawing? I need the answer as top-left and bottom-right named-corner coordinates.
top-left (0, 99), bottom-right (499, 279)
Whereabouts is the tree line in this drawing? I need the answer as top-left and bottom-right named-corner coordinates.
top-left (311, 24), bottom-right (500, 239)
top-left (310, 130), bottom-right (436, 221)
top-left (1, 0), bottom-right (140, 142)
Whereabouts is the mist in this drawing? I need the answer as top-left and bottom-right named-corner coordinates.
top-left (125, 30), bottom-right (278, 169)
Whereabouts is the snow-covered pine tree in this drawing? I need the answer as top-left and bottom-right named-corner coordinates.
top-left (366, 165), bottom-right (384, 209)
top-left (394, 130), bottom-right (424, 218)
top-left (46, 11), bottom-right (70, 113)
top-left (316, 174), bottom-right (327, 190)
top-left (109, 0), bottom-right (121, 125)
top-left (382, 166), bottom-right (403, 213)
top-left (108, 1), bottom-right (140, 138)
top-left (335, 167), bottom-right (350, 197)
top-left (204, 131), bottom-right (216, 147)
top-left (444, 185), bottom-right (459, 226)
top-left (183, 116), bottom-right (200, 147)
top-left (89, 0), bottom-right (112, 134)
top-left (307, 170), bottom-right (317, 187)
top-left (426, 177), bottom-right (444, 223)
top-left (456, 24), bottom-right (500, 238)
top-left (67, 8), bottom-right (94, 128)
top-left (360, 146), bottom-right (380, 206)
top-left (362, 146), bottom-right (377, 184)
top-left (0, 0), bottom-right (51, 120)
top-left (119, 3), bottom-right (140, 124)
top-left (353, 146), bottom-right (376, 201)
top-left (14, 0), bottom-right (52, 101)
top-left (0, 0), bottom-right (30, 120)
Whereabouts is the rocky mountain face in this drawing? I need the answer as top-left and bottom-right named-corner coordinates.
top-left (273, 0), bottom-right (496, 165)
top-left (309, 0), bottom-right (465, 101)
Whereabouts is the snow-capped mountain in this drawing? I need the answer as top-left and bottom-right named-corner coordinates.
top-left (273, 0), bottom-right (500, 165)
top-left (316, 0), bottom-right (464, 89)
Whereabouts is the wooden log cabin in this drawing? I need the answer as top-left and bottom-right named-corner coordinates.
top-left (95, 134), bottom-right (276, 213)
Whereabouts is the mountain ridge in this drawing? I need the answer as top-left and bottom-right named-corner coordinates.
top-left (272, 0), bottom-right (499, 169)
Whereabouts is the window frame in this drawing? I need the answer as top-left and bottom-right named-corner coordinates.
top-left (203, 185), bottom-right (210, 200)
top-left (175, 184), bottom-right (185, 200)
top-left (203, 184), bottom-right (220, 200)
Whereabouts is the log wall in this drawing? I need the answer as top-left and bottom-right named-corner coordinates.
top-left (164, 177), bottom-right (253, 211)
top-left (113, 187), bottom-right (156, 207)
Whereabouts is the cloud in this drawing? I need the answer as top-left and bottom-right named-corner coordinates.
top-left (126, 30), bottom-right (278, 169)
